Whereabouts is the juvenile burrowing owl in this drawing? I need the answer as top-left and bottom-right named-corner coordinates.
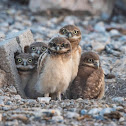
top-left (69, 52), bottom-right (105, 99)
top-left (26, 42), bottom-right (48, 61)
top-left (15, 53), bottom-right (37, 91)
top-left (36, 37), bottom-right (72, 100)
top-left (59, 25), bottom-right (82, 82)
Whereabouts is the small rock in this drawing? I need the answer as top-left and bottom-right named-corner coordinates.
top-left (52, 116), bottom-right (63, 122)
top-left (6, 101), bottom-right (12, 105)
top-left (94, 22), bottom-right (106, 32)
top-left (110, 29), bottom-right (120, 37)
top-left (112, 97), bottom-right (125, 103)
top-left (80, 109), bottom-right (87, 115)
top-left (0, 32), bottom-right (5, 41)
top-left (93, 43), bottom-right (105, 52)
top-left (13, 95), bottom-right (21, 100)
top-left (100, 108), bottom-right (116, 116)
top-left (26, 99), bottom-right (37, 104)
top-left (0, 114), bottom-right (2, 121)
top-left (88, 108), bottom-right (102, 115)
top-left (11, 114), bottom-right (29, 123)
top-left (7, 86), bottom-right (17, 94)
top-left (66, 112), bottom-right (79, 119)
top-left (0, 89), bottom-right (4, 95)
top-left (36, 109), bottom-right (61, 117)
top-left (0, 99), bottom-right (4, 106)
top-left (119, 117), bottom-right (125, 122)
top-left (37, 97), bottom-right (51, 104)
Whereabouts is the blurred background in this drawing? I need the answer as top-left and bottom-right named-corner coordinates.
top-left (0, 0), bottom-right (126, 97)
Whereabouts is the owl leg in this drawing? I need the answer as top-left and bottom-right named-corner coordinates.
top-left (57, 92), bottom-right (61, 101)
top-left (44, 93), bottom-right (49, 97)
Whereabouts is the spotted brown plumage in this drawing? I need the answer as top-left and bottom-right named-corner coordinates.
top-left (69, 52), bottom-right (105, 99)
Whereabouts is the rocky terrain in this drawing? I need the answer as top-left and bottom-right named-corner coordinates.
top-left (0, 0), bottom-right (126, 125)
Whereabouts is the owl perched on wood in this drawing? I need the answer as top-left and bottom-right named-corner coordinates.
top-left (15, 53), bottom-right (37, 91)
top-left (69, 52), bottom-right (105, 99)
top-left (25, 42), bottom-right (48, 61)
top-left (59, 25), bottom-right (82, 82)
top-left (36, 37), bottom-right (72, 100)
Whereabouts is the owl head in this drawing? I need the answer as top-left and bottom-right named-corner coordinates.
top-left (81, 52), bottom-right (100, 69)
top-left (15, 53), bottom-right (36, 71)
top-left (48, 37), bottom-right (71, 54)
top-left (28, 42), bottom-right (47, 59)
top-left (59, 25), bottom-right (81, 42)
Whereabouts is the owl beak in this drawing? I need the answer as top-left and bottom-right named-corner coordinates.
top-left (94, 60), bottom-right (99, 68)
top-left (56, 46), bottom-right (60, 51)
top-left (37, 50), bottom-right (40, 54)
top-left (23, 62), bottom-right (27, 66)
top-left (67, 32), bottom-right (72, 38)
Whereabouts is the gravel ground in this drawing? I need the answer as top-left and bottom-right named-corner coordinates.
top-left (0, 0), bottom-right (126, 125)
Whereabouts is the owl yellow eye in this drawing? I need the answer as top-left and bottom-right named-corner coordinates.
top-left (28, 59), bottom-right (32, 62)
top-left (88, 59), bottom-right (93, 63)
top-left (74, 30), bottom-right (78, 34)
top-left (18, 58), bottom-right (22, 63)
top-left (32, 47), bottom-right (36, 51)
top-left (42, 47), bottom-right (46, 51)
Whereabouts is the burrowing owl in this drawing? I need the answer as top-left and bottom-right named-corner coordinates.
top-left (15, 53), bottom-right (37, 91)
top-left (69, 52), bottom-right (105, 99)
top-left (26, 42), bottom-right (48, 61)
top-left (59, 25), bottom-right (81, 82)
top-left (36, 37), bottom-right (72, 100)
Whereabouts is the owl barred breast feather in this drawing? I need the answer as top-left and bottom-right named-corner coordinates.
top-left (35, 37), bottom-right (73, 100)
top-left (69, 52), bottom-right (105, 100)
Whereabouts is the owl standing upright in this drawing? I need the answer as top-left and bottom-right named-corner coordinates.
top-left (59, 25), bottom-right (82, 82)
top-left (69, 52), bottom-right (105, 99)
top-left (15, 53), bottom-right (37, 91)
top-left (36, 37), bottom-right (72, 100)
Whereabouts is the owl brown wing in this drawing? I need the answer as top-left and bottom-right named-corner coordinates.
top-left (83, 68), bottom-right (104, 99)
top-left (37, 51), bottom-right (47, 74)
top-left (69, 76), bottom-right (83, 99)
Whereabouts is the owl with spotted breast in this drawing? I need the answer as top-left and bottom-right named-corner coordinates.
top-left (36, 37), bottom-right (72, 100)
top-left (59, 25), bottom-right (82, 82)
top-left (69, 52), bottom-right (105, 99)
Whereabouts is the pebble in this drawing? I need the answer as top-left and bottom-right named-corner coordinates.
top-left (7, 86), bottom-right (17, 94)
top-left (100, 108), bottom-right (116, 116)
top-left (0, 114), bottom-right (2, 121)
top-left (112, 97), bottom-right (125, 103)
top-left (110, 29), bottom-right (120, 37)
top-left (119, 117), bottom-right (125, 122)
top-left (66, 112), bottom-right (79, 119)
top-left (13, 95), bottom-right (22, 100)
top-left (37, 97), bottom-right (51, 104)
top-left (88, 108), bottom-right (102, 115)
top-left (94, 22), bottom-right (106, 32)
top-left (0, 32), bottom-right (5, 41)
top-left (40, 109), bottom-right (61, 117)
top-left (0, 99), bottom-right (4, 106)
top-left (93, 43), bottom-right (105, 52)
top-left (52, 116), bottom-right (63, 122)
top-left (80, 109), bottom-right (87, 115)
top-left (0, 89), bottom-right (4, 95)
